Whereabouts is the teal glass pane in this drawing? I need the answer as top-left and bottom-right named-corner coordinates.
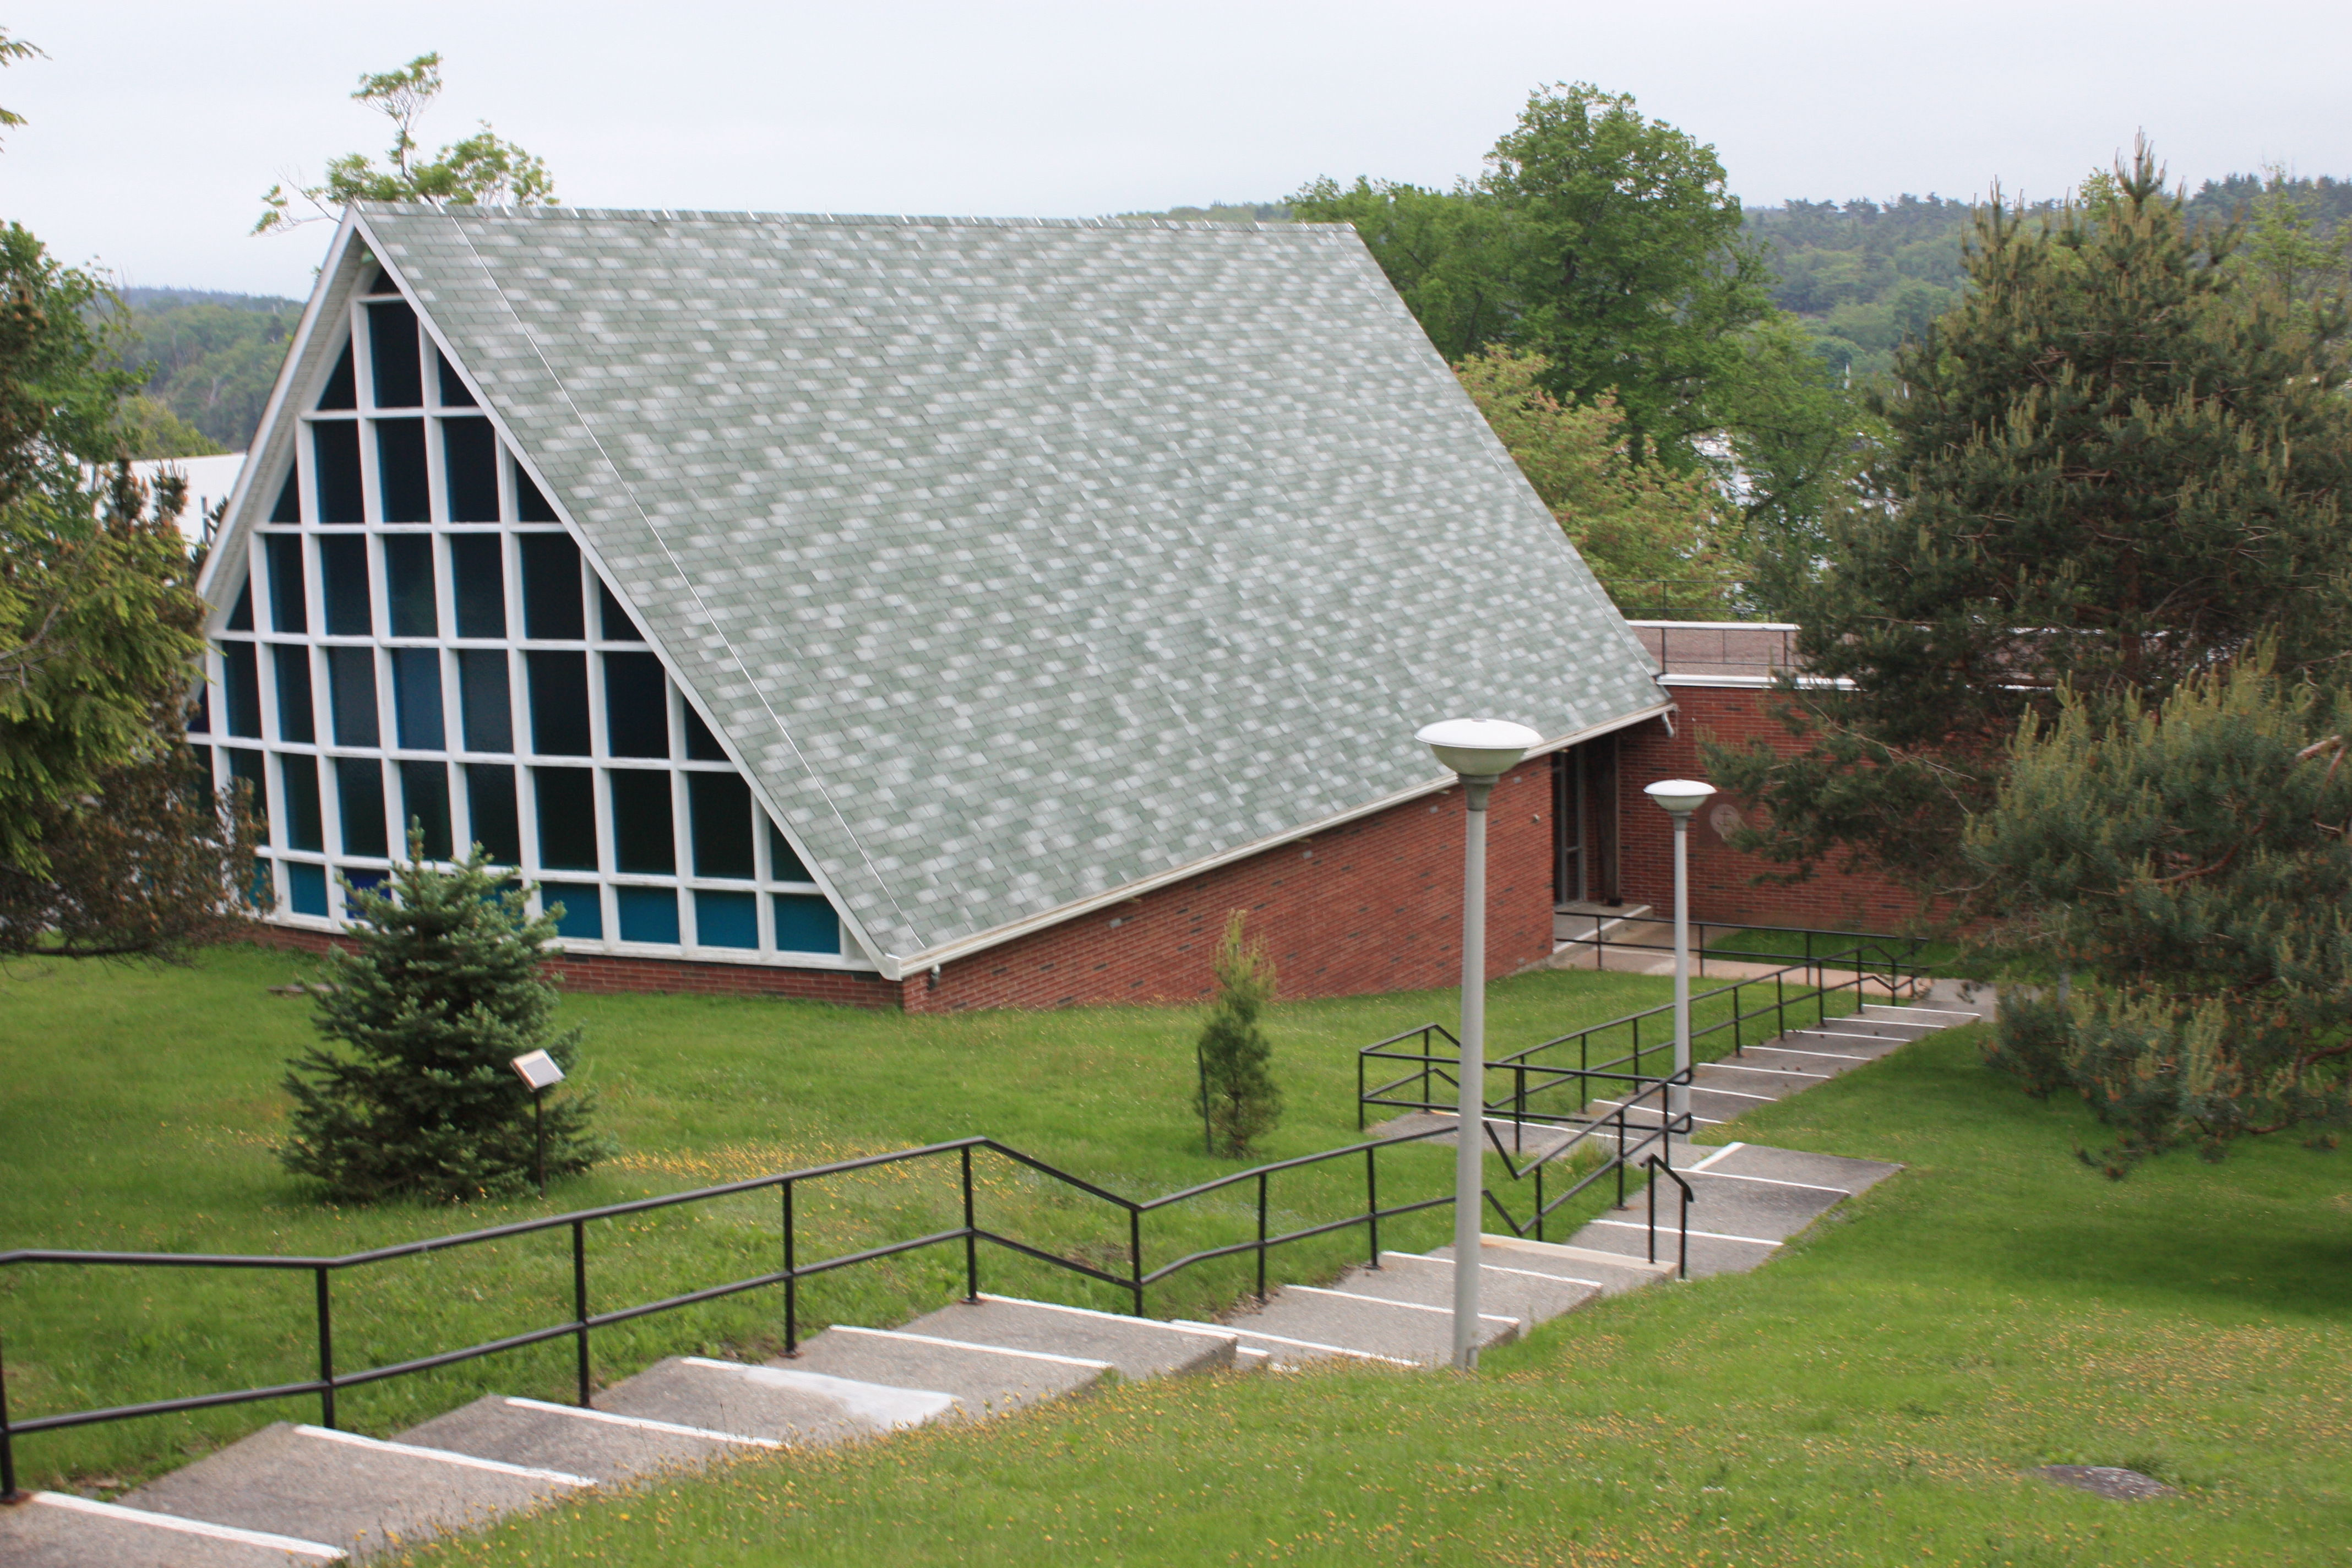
top-left (617, 886), bottom-right (679, 944)
top-left (540, 881), bottom-right (602, 939)
top-left (287, 862), bottom-right (329, 917)
top-left (695, 890), bottom-right (757, 949)
top-left (772, 894), bottom-right (839, 955)
top-left (249, 856), bottom-right (277, 910)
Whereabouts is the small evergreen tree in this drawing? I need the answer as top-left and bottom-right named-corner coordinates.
top-left (1968, 658), bottom-right (2352, 1173)
top-left (1195, 913), bottom-right (1282, 1158)
top-left (280, 836), bottom-right (608, 1202)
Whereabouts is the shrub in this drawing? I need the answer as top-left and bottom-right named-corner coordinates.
top-left (279, 837), bottom-right (610, 1202)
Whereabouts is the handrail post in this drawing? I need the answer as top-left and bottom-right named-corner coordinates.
top-left (1128, 1206), bottom-right (1145, 1317)
top-left (782, 1179), bottom-right (798, 1357)
top-left (1255, 1172), bottom-right (1269, 1304)
top-left (961, 1146), bottom-right (979, 1304)
top-left (1357, 1048), bottom-right (1365, 1133)
top-left (573, 1219), bottom-right (591, 1406)
top-left (1647, 1157), bottom-right (1658, 1264)
top-left (1365, 1147), bottom-right (1380, 1268)
top-left (314, 1266), bottom-right (335, 1430)
top-left (1, 1326), bottom-right (19, 1504)
top-left (1534, 1159), bottom-right (1545, 1245)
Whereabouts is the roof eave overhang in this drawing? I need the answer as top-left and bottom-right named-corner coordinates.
top-left (873, 696), bottom-right (1676, 981)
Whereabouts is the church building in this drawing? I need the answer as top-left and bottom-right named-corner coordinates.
top-left (192, 203), bottom-right (1671, 1009)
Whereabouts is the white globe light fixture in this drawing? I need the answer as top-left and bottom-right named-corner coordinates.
top-left (1642, 779), bottom-right (1717, 1131)
top-left (1415, 716), bottom-right (1542, 1371)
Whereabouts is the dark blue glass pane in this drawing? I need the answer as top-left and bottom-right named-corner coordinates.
top-left (617, 886), bottom-right (680, 944)
top-left (265, 535), bottom-right (306, 633)
top-left (526, 651), bottom-right (590, 755)
top-left (392, 649), bottom-right (444, 750)
top-left (695, 890), bottom-right (757, 949)
top-left (450, 534), bottom-right (505, 636)
top-left (459, 650), bottom-right (513, 752)
top-left (335, 758), bottom-right (388, 858)
top-left (598, 580), bottom-right (647, 641)
top-left (602, 652), bottom-right (668, 758)
top-left (270, 467), bottom-right (301, 523)
top-left (683, 701), bottom-right (726, 761)
top-left (437, 347), bottom-right (476, 407)
top-left (328, 646), bottom-right (379, 747)
top-left (367, 299), bottom-right (422, 409)
top-left (287, 861), bottom-right (329, 917)
top-left (690, 772), bottom-right (754, 879)
top-left (608, 770), bottom-right (674, 874)
top-left (767, 818), bottom-right (811, 883)
top-left (465, 764), bottom-right (521, 864)
top-left (344, 868), bottom-right (388, 902)
top-left (517, 469), bottom-right (559, 523)
top-left (375, 419), bottom-right (429, 523)
top-left (222, 642), bottom-right (262, 737)
top-left (384, 534), bottom-right (437, 636)
top-left (273, 645), bottom-right (314, 743)
top-left (534, 767), bottom-right (598, 870)
top-left (189, 683), bottom-right (211, 736)
top-left (226, 577), bottom-right (253, 630)
top-left (315, 341), bottom-right (356, 411)
top-left (520, 533), bottom-right (583, 639)
top-left (400, 760), bottom-right (451, 861)
top-left (772, 894), bottom-right (839, 954)
top-left (443, 418), bottom-right (498, 522)
top-left (319, 535), bottom-right (371, 635)
top-left (281, 753), bottom-right (324, 851)
top-left (313, 422), bottom-right (363, 522)
top-left (226, 747), bottom-right (269, 834)
top-left (540, 881), bottom-right (601, 939)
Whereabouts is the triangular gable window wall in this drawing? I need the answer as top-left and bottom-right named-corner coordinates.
top-left (194, 271), bottom-right (852, 965)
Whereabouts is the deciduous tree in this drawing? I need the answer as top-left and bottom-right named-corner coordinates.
top-left (257, 52), bottom-right (557, 235)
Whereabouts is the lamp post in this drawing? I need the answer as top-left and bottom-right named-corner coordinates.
top-left (511, 1049), bottom-right (566, 1197)
top-left (1415, 717), bottom-right (1542, 1371)
top-left (1642, 780), bottom-right (1715, 1129)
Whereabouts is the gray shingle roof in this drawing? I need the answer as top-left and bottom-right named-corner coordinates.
top-left (343, 204), bottom-right (1665, 969)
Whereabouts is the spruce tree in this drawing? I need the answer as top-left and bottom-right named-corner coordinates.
top-left (279, 837), bottom-right (608, 1202)
top-left (1195, 913), bottom-right (1282, 1158)
top-left (1967, 660), bottom-right (2352, 1172)
top-left (1707, 143), bottom-right (2352, 902)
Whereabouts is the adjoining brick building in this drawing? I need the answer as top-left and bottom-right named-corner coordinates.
top-left (193, 203), bottom-right (1687, 1010)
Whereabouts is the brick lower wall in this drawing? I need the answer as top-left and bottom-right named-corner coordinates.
top-left (1614, 686), bottom-right (1933, 932)
top-left (904, 757), bottom-right (1556, 1013)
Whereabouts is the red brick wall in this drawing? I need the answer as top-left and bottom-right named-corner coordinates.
top-left (903, 756), bottom-right (1556, 1013)
top-left (1614, 686), bottom-right (1929, 932)
top-left (237, 922), bottom-right (900, 1007)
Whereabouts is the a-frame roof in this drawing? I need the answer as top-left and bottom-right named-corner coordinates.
top-left (210, 204), bottom-right (1667, 976)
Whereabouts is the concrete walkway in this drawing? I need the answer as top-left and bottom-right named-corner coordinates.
top-left (0, 993), bottom-right (1984, 1565)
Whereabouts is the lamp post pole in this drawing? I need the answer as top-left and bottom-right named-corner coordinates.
top-left (1643, 781), bottom-right (1716, 1131)
top-left (1415, 718), bottom-right (1542, 1373)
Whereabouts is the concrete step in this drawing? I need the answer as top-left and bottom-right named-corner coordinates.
top-left (115, 1422), bottom-right (586, 1560)
top-left (1680, 1169), bottom-right (1845, 1239)
top-left (0, 1490), bottom-right (346, 1567)
top-left (1213, 1283), bottom-right (1521, 1367)
top-left (778, 1326), bottom-right (1110, 1417)
top-left (897, 1294), bottom-right (1238, 1379)
top-left (1809, 1016), bottom-right (1936, 1042)
top-left (1863, 1001), bottom-right (1983, 1026)
top-left (1729, 1042), bottom-right (1874, 1074)
top-left (1562, 1214), bottom-right (1783, 1280)
top-left (1694, 1058), bottom-right (1833, 1090)
top-left (1767, 1028), bottom-right (1904, 1059)
top-left (397, 1394), bottom-right (770, 1485)
top-left (1693, 1141), bottom-right (1903, 1196)
top-left (1331, 1251), bottom-right (1598, 1325)
top-left (596, 1355), bottom-right (956, 1446)
top-left (1437, 1235), bottom-right (1678, 1294)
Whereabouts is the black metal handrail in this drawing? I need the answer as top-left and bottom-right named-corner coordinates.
top-left (0, 1120), bottom-right (1511, 1499)
top-left (1554, 916), bottom-right (1931, 987)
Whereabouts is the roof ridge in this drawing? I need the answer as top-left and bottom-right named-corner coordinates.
top-left (352, 202), bottom-right (1338, 233)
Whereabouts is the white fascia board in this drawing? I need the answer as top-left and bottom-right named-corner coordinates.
top-left (1657, 673), bottom-right (1854, 690)
top-left (362, 214), bottom-right (890, 976)
top-left (195, 213), bottom-right (368, 616)
top-left (1625, 620), bottom-right (1801, 632)
top-left (875, 698), bottom-right (1675, 980)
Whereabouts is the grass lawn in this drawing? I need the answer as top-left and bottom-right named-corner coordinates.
top-left (0, 941), bottom-right (1749, 1490)
top-left (393, 1021), bottom-right (2352, 1567)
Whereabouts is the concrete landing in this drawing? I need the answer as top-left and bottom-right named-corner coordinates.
top-left (0, 1491), bottom-right (344, 1567)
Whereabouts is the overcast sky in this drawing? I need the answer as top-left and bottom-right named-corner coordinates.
top-left (4, 1), bottom-right (2344, 299)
